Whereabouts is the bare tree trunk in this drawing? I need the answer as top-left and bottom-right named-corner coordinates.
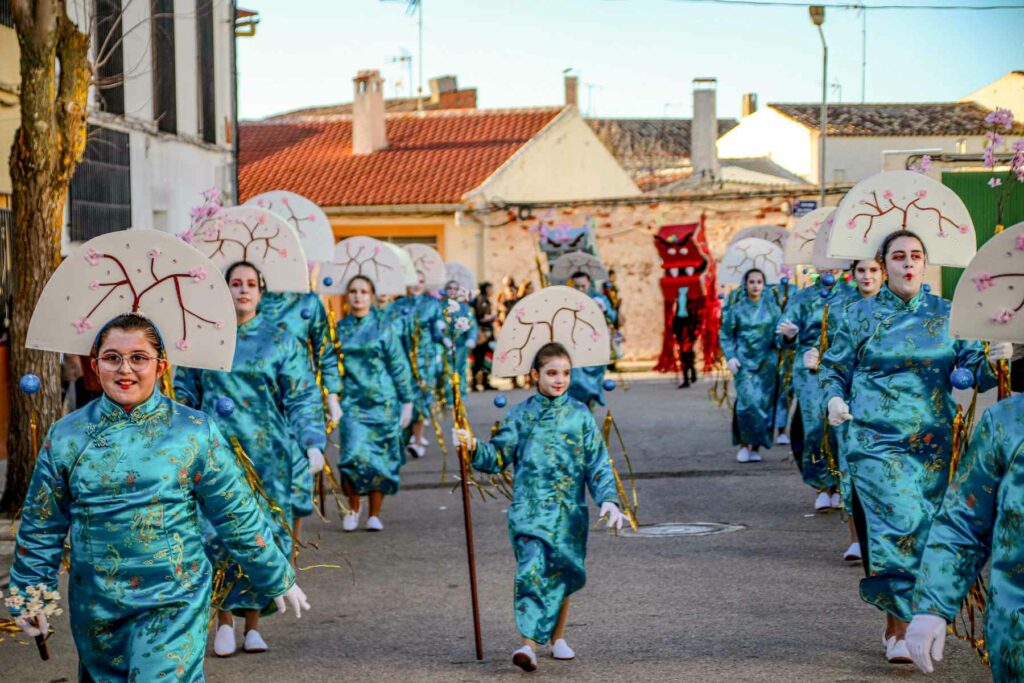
top-left (1, 1), bottom-right (91, 513)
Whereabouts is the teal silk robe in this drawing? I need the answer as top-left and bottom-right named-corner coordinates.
top-left (471, 392), bottom-right (619, 644)
top-left (386, 294), bottom-right (445, 422)
top-left (335, 307), bottom-right (416, 495)
top-left (819, 286), bottom-right (995, 621)
top-left (260, 290), bottom-right (340, 518)
top-left (568, 290), bottom-right (617, 408)
top-left (770, 282), bottom-right (799, 431)
top-left (781, 279), bottom-right (856, 489)
top-left (913, 395), bottom-right (1024, 681)
top-left (719, 294), bottom-right (782, 449)
top-left (439, 299), bottom-right (478, 405)
top-left (175, 314), bottom-right (325, 610)
top-left (913, 394), bottom-right (1024, 682)
top-left (8, 391), bottom-right (295, 682)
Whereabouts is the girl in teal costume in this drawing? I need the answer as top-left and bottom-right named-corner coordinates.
top-left (385, 279), bottom-right (444, 458)
top-left (566, 272), bottom-right (617, 408)
top-left (720, 269), bottom-right (782, 462)
top-left (337, 275), bottom-right (415, 532)
top-left (174, 262), bottom-right (325, 656)
top-left (440, 279), bottom-right (478, 406)
top-left (820, 231), bottom-right (999, 662)
top-left (454, 343), bottom-right (626, 672)
top-left (777, 269), bottom-right (855, 510)
top-left (907, 393), bottom-right (1024, 681)
top-left (769, 279), bottom-right (799, 443)
top-left (8, 314), bottom-right (307, 682)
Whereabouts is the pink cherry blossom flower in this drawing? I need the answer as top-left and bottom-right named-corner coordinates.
top-left (514, 307), bottom-right (525, 321)
top-left (985, 131), bottom-right (1005, 147)
top-left (972, 272), bottom-right (995, 291)
top-left (277, 247), bottom-right (288, 257)
top-left (497, 352), bottom-right (508, 363)
top-left (175, 339), bottom-right (190, 351)
top-left (989, 178), bottom-right (1003, 188)
top-left (201, 186), bottom-right (222, 202)
top-left (281, 196), bottom-right (290, 206)
top-left (993, 309), bottom-right (1015, 324)
top-left (913, 155), bottom-right (933, 174)
top-left (984, 108), bottom-right (1014, 131)
top-left (574, 301), bottom-right (584, 311)
top-left (846, 219), bottom-right (857, 229)
top-left (146, 248), bottom-right (161, 260)
top-left (187, 266), bottom-right (207, 282)
top-left (983, 148), bottom-right (996, 169)
top-left (882, 190), bottom-right (894, 200)
top-left (306, 213), bottom-right (316, 221)
top-left (89, 280), bottom-right (100, 290)
top-left (71, 317), bottom-right (93, 334)
top-left (958, 224), bottom-right (970, 234)
top-left (256, 213), bottom-right (266, 225)
top-left (84, 247), bottom-right (101, 266)
top-left (590, 330), bottom-right (601, 341)
top-left (916, 190), bottom-right (928, 199)
top-left (256, 198), bottom-right (266, 207)
top-left (1015, 234), bottom-right (1024, 251)
top-left (215, 320), bottom-right (224, 329)
top-left (177, 230), bottom-right (194, 244)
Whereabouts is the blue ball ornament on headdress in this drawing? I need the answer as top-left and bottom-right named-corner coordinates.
top-left (950, 368), bottom-right (974, 390)
top-left (300, 308), bottom-right (313, 320)
top-left (780, 276), bottom-right (789, 285)
top-left (215, 396), bottom-right (236, 417)
top-left (717, 293), bottom-right (724, 300)
top-left (821, 273), bottom-right (836, 287)
top-left (322, 276), bottom-right (334, 288)
top-left (19, 374), bottom-right (41, 394)
top-left (802, 269), bottom-right (809, 275)
top-left (602, 379), bottom-right (617, 392)
top-left (493, 394), bottom-right (508, 408)
top-left (922, 283), bottom-right (931, 293)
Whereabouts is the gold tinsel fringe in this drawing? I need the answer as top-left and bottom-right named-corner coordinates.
top-left (601, 410), bottom-right (640, 531)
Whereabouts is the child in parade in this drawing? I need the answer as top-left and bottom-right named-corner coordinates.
top-left (336, 275), bottom-right (416, 532)
top-left (567, 272), bottom-right (616, 408)
top-left (453, 342), bottom-right (626, 672)
top-left (720, 268), bottom-right (782, 463)
top-left (175, 261), bottom-right (325, 656)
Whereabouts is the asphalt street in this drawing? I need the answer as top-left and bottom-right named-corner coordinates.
top-left (1, 375), bottom-right (997, 682)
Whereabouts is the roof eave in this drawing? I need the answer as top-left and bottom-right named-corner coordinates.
top-left (321, 203), bottom-right (465, 216)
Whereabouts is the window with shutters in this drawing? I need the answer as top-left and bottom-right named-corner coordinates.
top-left (95, 0), bottom-right (126, 116)
top-left (151, 0), bottom-right (177, 133)
top-left (196, 0), bottom-right (216, 144)
top-left (69, 126), bottom-right (132, 242)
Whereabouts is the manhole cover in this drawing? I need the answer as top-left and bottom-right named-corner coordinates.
top-left (620, 522), bottom-right (744, 538)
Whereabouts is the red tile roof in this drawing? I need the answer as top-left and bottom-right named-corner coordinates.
top-left (239, 108), bottom-right (563, 207)
top-left (769, 102), bottom-right (1024, 136)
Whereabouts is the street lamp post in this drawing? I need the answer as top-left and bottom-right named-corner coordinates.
top-left (809, 6), bottom-right (827, 207)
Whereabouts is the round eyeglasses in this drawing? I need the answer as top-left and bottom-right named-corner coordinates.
top-left (96, 352), bottom-right (159, 372)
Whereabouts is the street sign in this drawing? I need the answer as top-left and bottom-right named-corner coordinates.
top-left (793, 200), bottom-right (818, 217)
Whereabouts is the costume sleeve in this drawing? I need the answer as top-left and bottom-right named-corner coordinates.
top-left (193, 421), bottom-right (296, 599)
top-left (466, 307), bottom-right (479, 348)
top-left (472, 413), bottom-right (519, 475)
top-left (955, 338), bottom-right (998, 393)
top-left (583, 411), bottom-right (618, 506)
top-left (173, 366), bottom-right (203, 408)
top-left (819, 310), bottom-right (856, 404)
top-left (382, 322), bottom-right (416, 404)
top-left (311, 297), bottom-right (342, 395)
top-left (8, 428), bottom-right (71, 606)
top-left (278, 336), bottom-right (327, 450)
top-left (778, 294), bottom-right (802, 349)
top-left (913, 407), bottom-right (1002, 621)
top-left (718, 303), bottom-right (738, 361)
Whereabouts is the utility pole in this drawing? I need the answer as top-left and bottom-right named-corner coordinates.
top-left (809, 6), bottom-right (828, 207)
top-left (860, 6), bottom-right (867, 103)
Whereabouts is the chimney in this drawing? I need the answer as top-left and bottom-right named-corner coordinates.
top-left (742, 92), bottom-right (758, 117)
top-left (690, 78), bottom-right (720, 184)
top-left (564, 75), bottom-right (579, 107)
top-left (353, 70), bottom-right (387, 155)
top-left (429, 75), bottom-right (458, 104)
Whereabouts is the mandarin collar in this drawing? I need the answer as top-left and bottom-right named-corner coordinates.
top-left (877, 284), bottom-right (925, 312)
top-left (99, 389), bottom-right (164, 423)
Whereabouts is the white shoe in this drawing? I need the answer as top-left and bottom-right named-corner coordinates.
top-left (843, 542), bottom-right (862, 562)
top-left (736, 447), bottom-right (751, 463)
top-left (418, 435), bottom-right (430, 446)
top-left (550, 638), bottom-right (575, 660)
top-left (213, 624), bottom-right (237, 657)
top-left (366, 515), bottom-right (384, 532)
top-left (885, 635), bottom-right (912, 664)
top-left (776, 433), bottom-right (790, 445)
top-left (243, 629), bottom-right (268, 653)
top-left (512, 645), bottom-right (538, 672)
top-left (830, 492), bottom-right (841, 509)
top-left (407, 442), bottom-right (426, 459)
top-left (748, 450), bottom-right (762, 462)
top-left (814, 491), bottom-right (832, 511)
top-left (342, 511), bottom-right (360, 532)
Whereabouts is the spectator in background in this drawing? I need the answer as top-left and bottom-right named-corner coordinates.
top-left (472, 282), bottom-right (496, 391)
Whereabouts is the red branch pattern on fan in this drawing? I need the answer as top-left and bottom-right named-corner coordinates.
top-left (724, 243), bottom-right (777, 277)
top-left (500, 305), bottom-right (598, 368)
top-left (197, 213), bottom-right (286, 263)
top-left (972, 271), bottom-right (1024, 321)
top-left (77, 248), bottom-right (222, 351)
top-left (845, 190), bottom-right (968, 242)
top-left (337, 242), bottom-right (394, 285)
top-left (255, 196), bottom-right (312, 238)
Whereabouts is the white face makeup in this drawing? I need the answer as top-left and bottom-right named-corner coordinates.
top-left (92, 328), bottom-right (167, 407)
top-left (854, 259), bottom-right (884, 298)
top-left (882, 236), bottom-right (927, 301)
top-left (347, 277), bottom-right (374, 316)
top-left (229, 265), bottom-right (262, 323)
top-left (745, 272), bottom-right (765, 300)
top-left (531, 355), bottom-right (571, 398)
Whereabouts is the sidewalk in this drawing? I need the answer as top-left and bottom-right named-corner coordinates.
top-left (0, 458), bottom-right (12, 590)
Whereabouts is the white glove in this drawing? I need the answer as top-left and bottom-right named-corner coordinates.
top-left (451, 428), bottom-right (476, 451)
top-left (326, 394), bottom-right (342, 424)
top-left (599, 502), bottom-right (626, 531)
top-left (399, 402), bottom-right (413, 429)
top-left (776, 320), bottom-right (799, 339)
top-left (306, 447), bottom-right (325, 475)
top-left (273, 583), bottom-right (311, 618)
top-left (465, 339), bottom-right (475, 350)
top-left (827, 396), bottom-right (852, 426)
top-left (803, 348), bottom-right (820, 371)
top-left (726, 358), bottom-right (741, 375)
top-left (906, 614), bottom-right (947, 674)
top-left (988, 341), bottom-right (1013, 362)
top-left (15, 614), bottom-right (48, 638)
top-left (442, 337), bottom-right (453, 350)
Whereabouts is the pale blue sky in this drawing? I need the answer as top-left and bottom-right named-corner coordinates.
top-left (237, 0), bottom-right (1024, 121)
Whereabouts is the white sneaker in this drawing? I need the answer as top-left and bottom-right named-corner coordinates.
top-left (366, 515), bottom-right (384, 531)
top-left (885, 635), bottom-right (912, 664)
top-left (736, 447), bottom-right (751, 463)
top-left (776, 433), bottom-right (790, 445)
top-left (748, 450), bottom-right (762, 462)
top-left (550, 638), bottom-right (575, 660)
top-left (418, 435), bottom-right (430, 446)
top-left (243, 629), bottom-right (268, 653)
top-left (814, 491), bottom-right (832, 511)
top-left (830, 492), bottom-right (841, 509)
top-left (512, 645), bottom-right (538, 672)
top-left (843, 542), bottom-right (862, 562)
top-left (407, 442), bottom-right (426, 459)
top-left (214, 624), bottom-right (237, 657)
top-left (342, 510), bottom-right (360, 532)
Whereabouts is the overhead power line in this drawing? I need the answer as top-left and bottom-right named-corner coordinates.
top-left (666, 0), bottom-right (1024, 10)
